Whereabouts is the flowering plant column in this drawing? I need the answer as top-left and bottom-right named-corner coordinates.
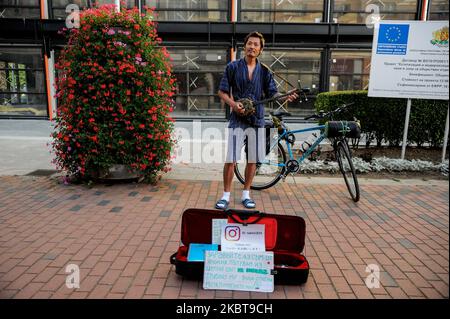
top-left (52, 5), bottom-right (176, 183)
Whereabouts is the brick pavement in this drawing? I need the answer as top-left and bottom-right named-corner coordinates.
top-left (0, 175), bottom-right (448, 299)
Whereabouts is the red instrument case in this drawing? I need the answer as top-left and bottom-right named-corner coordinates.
top-left (170, 208), bottom-right (309, 284)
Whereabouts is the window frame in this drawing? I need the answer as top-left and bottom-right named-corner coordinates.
top-left (169, 46), bottom-right (230, 116)
top-left (0, 44), bottom-right (48, 117)
top-left (427, 0), bottom-right (449, 20)
top-left (329, 49), bottom-right (372, 91)
top-left (331, 0), bottom-right (420, 23)
top-left (49, 0), bottom-right (138, 19)
top-left (145, 0), bottom-right (231, 22)
top-left (238, 0), bottom-right (325, 23)
top-left (0, 0), bottom-right (41, 19)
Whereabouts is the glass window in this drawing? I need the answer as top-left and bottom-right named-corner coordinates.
top-left (52, 0), bottom-right (136, 19)
top-left (329, 50), bottom-right (371, 91)
top-left (169, 48), bottom-right (228, 116)
top-left (0, 0), bottom-right (41, 18)
top-left (145, 0), bottom-right (228, 22)
top-left (0, 47), bottom-right (47, 116)
top-left (237, 48), bottom-right (322, 115)
top-left (429, 0), bottom-right (449, 21)
top-left (240, 0), bottom-right (324, 23)
top-left (332, 0), bottom-right (418, 24)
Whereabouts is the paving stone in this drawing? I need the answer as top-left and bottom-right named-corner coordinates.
top-left (97, 200), bottom-right (110, 206)
top-left (110, 207), bottom-right (122, 213)
top-left (159, 211), bottom-right (171, 217)
top-left (399, 239), bottom-right (417, 249)
top-left (70, 205), bottom-right (83, 212)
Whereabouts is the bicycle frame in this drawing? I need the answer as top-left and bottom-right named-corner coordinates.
top-left (265, 125), bottom-right (327, 169)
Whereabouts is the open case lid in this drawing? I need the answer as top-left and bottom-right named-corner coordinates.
top-left (180, 208), bottom-right (306, 253)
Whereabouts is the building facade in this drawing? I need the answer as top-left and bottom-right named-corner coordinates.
top-left (0, 0), bottom-right (447, 120)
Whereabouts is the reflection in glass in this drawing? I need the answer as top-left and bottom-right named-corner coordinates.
top-left (333, 0), bottom-right (417, 11)
top-left (0, 0), bottom-right (41, 18)
top-left (240, 0), bottom-right (324, 23)
top-left (333, 0), bottom-right (418, 23)
top-left (51, 0), bottom-right (136, 19)
top-left (0, 47), bottom-right (47, 116)
top-left (330, 51), bottom-right (371, 92)
top-left (169, 48), bottom-right (228, 116)
top-left (145, 0), bottom-right (228, 21)
top-left (333, 12), bottom-right (416, 24)
top-left (429, 0), bottom-right (449, 20)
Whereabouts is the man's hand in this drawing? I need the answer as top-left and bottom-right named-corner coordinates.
top-left (285, 91), bottom-right (299, 103)
top-left (232, 101), bottom-right (245, 115)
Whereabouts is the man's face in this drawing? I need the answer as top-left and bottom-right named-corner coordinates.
top-left (244, 37), bottom-right (262, 58)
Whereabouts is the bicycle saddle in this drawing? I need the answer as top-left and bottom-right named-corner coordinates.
top-left (270, 111), bottom-right (292, 118)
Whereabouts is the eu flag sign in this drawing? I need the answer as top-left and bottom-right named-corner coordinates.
top-left (376, 24), bottom-right (410, 55)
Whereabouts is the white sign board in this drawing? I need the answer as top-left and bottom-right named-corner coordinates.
top-left (203, 251), bottom-right (274, 292)
top-left (220, 223), bottom-right (265, 252)
top-left (369, 21), bottom-right (449, 100)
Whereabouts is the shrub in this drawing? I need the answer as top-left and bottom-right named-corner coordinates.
top-left (51, 4), bottom-right (176, 183)
top-left (315, 90), bottom-right (448, 148)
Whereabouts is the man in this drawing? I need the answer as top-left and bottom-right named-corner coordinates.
top-left (215, 31), bottom-right (298, 210)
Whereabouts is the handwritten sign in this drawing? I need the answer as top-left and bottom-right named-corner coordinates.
top-left (220, 223), bottom-right (265, 252)
top-left (211, 219), bottom-right (228, 245)
top-left (203, 251), bottom-right (274, 292)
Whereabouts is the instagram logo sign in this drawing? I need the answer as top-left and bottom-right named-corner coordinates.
top-left (225, 226), bottom-right (241, 241)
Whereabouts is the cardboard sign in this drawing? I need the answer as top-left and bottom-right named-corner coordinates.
top-left (203, 251), bottom-right (274, 292)
top-left (220, 223), bottom-right (265, 252)
top-left (211, 219), bottom-right (228, 245)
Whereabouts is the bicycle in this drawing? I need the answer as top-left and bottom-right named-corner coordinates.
top-left (234, 103), bottom-right (361, 202)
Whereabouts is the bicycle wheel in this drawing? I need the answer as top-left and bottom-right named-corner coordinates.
top-left (234, 142), bottom-right (286, 190)
top-left (335, 141), bottom-right (360, 202)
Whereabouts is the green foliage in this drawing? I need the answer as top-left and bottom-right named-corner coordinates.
top-left (315, 90), bottom-right (448, 148)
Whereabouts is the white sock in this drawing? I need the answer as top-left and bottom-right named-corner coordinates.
top-left (242, 190), bottom-right (250, 201)
top-left (221, 192), bottom-right (230, 202)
